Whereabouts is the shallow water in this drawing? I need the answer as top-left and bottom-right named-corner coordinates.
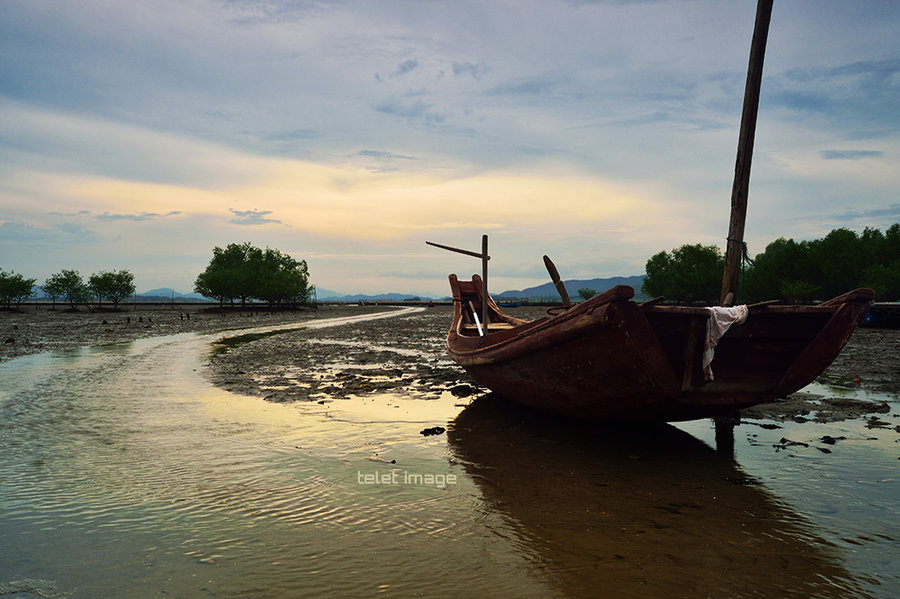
top-left (0, 311), bottom-right (897, 598)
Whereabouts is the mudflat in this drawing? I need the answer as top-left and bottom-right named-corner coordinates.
top-left (2, 303), bottom-right (897, 423)
top-left (0, 303), bottom-right (388, 361)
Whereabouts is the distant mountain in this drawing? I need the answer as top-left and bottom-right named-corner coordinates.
top-left (135, 287), bottom-right (441, 303)
top-left (28, 279), bottom-right (647, 304)
top-left (319, 291), bottom-right (443, 303)
top-left (313, 287), bottom-right (343, 299)
top-left (496, 275), bottom-right (649, 301)
top-left (138, 288), bottom-right (212, 302)
top-left (28, 286), bottom-right (212, 302)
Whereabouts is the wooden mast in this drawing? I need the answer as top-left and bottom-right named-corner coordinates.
top-left (480, 234), bottom-right (489, 328)
top-left (720, 0), bottom-right (773, 306)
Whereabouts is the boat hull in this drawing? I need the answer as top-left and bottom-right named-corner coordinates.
top-left (446, 275), bottom-right (874, 421)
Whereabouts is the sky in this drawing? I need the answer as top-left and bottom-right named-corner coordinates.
top-left (1, 0), bottom-right (899, 297)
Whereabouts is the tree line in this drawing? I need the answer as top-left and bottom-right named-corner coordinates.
top-left (1, 242), bottom-right (313, 310)
top-left (0, 268), bottom-right (136, 310)
top-left (643, 224), bottom-right (900, 304)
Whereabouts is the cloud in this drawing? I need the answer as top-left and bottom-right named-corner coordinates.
top-left (393, 59), bottom-right (419, 77)
top-left (789, 203), bottom-right (900, 232)
top-left (0, 99), bottom-right (270, 189)
top-left (218, 0), bottom-right (326, 26)
top-left (97, 211), bottom-right (182, 221)
top-left (356, 149), bottom-right (417, 161)
top-left (48, 210), bottom-right (92, 217)
top-left (265, 129), bottom-right (318, 141)
top-left (228, 208), bottom-right (285, 226)
top-left (374, 97), bottom-right (445, 123)
top-left (819, 150), bottom-right (883, 160)
top-left (767, 59), bottom-right (900, 135)
top-left (828, 203), bottom-right (900, 222)
top-left (0, 220), bottom-right (98, 245)
top-left (452, 62), bottom-right (490, 78)
top-left (486, 76), bottom-right (564, 97)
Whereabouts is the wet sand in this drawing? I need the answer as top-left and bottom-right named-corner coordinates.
top-left (204, 304), bottom-right (474, 403)
top-left (0, 303), bottom-right (388, 361)
top-left (2, 303), bottom-right (897, 422)
top-left (742, 326), bottom-right (899, 423)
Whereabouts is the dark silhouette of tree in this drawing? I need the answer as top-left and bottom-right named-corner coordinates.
top-left (744, 237), bottom-right (818, 302)
top-left (741, 224), bottom-right (899, 302)
top-left (861, 262), bottom-right (900, 301)
top-left (194, 242), bottom-right (258, 306)
top-left (0, 269), bottom-right (36, 309)
top-left (43, 270), bottom-right (90, 309)
top-left (254, 248), bottom-right (312, 308)
top-left (642, 244), bottom-right (724, 304)
top-left (808, 228), bottom-right (864, 299)
top-left (41, 276), bottom-right (65, 310)
top-left (194, 242), bottom-right (312, 308)
top-left (88, 270), bottom-right (136, 309)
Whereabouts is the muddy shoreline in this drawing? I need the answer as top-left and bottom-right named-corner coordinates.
top-left (0, 303), bottom-right (391, 361)
top-left (204, 304), bottom-right (898, 424)
top-left (204, 304), bottom-right (477, 403)
top-left (2, 304), bottom-right (897, 424)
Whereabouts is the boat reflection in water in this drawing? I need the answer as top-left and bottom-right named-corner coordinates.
top-left (448, 395), bottom-right (871, 599)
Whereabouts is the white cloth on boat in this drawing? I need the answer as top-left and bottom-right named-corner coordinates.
top-left (702, 305), bottom-right (749, 381)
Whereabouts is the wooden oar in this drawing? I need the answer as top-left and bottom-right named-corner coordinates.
top-left (543, 255), bottom-right (571, 307)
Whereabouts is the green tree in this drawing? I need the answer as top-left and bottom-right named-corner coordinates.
top-left (41, 275), bottom-right (65, 310)
top-left (808, 228), bottom-right (864, 299)
top-left (194, 242), bottom-right (259, 306)
top-left (651, 224), bottom-right (899, 304)
top-left (860, 226), bottom-right (886, 267)
top-left (777, 279), bottom-right (820, 304)
top-left (862, 260), bottom-right (900, 301)
top-left (743, 237), bottom-right (817, 302)
top-left (885, 224), bottom-right (900, 264)
top-left (254, 248), bottom-right (311, 308)
top-left (642, 244), bottom-right (724, 304)
top-left (194, 243), bottom-right (311, 308)
top-left (44, 270), bottom-right (91, 309)
top-left (88, 270), bottom-right (136, 309)
top-left (193, 264), bottom-right (233, 305)
top-left (0, 269), bottom-right (36, 309)
top-left (577, 288), bottom-right (597, 301)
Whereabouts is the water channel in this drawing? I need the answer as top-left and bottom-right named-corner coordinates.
top-left (0, 310), bottom-right (897, 597)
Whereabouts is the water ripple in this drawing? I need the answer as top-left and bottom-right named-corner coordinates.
top-left (3, 313), bottom-right (894, 598)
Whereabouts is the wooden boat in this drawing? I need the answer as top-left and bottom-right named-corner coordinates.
top-left (443, 273), bottom-right (872, 421)
top-left (428, 1), bottom-right (875, 421)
